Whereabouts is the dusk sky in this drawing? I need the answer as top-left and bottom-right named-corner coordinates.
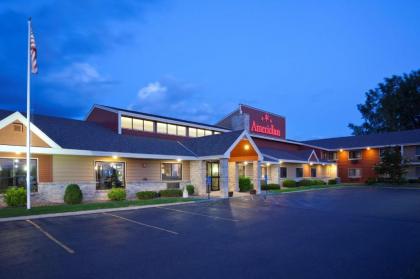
top-left (0, 0), bottom-right (419, 140)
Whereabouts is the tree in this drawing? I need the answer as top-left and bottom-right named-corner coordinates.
top-left (349, 70), bottom-right (420, 135)
top-left (374, 148), bottom-right (409, 184)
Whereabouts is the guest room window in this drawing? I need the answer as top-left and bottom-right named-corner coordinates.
top-left (348, 150), bottom-right (362, 160)
top-left (296, 168), bottom-right (303, 178)
top-left (161, 163), bottom-right (182, 181)
top-left (132, 118), bottom-right (144, 131)
top-left (348, 168), bottom-right (361, 178)
top-left (280, 167), bottom-right (287, 178)
top-left (311, 167), bottom-right (317, 177)
top-left (0, 158), bottom-right (37, 192)
top-left (95, 161), bottom-right (125, 190)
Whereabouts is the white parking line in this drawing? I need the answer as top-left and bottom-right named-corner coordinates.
top-left (26, 219), bottom-right (75, 254)
top-left (158, 207), bottom-right (240, 222)
top-left (103, 212), bottom-right (179, 235)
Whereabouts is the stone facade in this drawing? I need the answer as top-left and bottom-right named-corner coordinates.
top-left (228, 162), bottom-right (239, 192)
top-left (219, 159), bottom-right (229, 198)
top-left (252, 161), bottom-right (262, 193)
top-left (190, 160), bottom-right (207, 195)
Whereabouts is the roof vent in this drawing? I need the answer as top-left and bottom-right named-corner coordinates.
top-left (12, 123), bottom-right (23, 132)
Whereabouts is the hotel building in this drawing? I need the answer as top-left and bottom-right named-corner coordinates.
top-left (0, 104), bottom-right (419, 204)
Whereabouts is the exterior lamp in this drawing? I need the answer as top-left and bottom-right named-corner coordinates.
top-left (244, 144), bottom-right (250, 150)
top-left (112, 156), bottom-right (118, 159)
top-left (244, 161), bottom-right (248, 166)
top-left (266, 163), bottom-right (270, 167)
top-left (339, 149), bottom-right (343, 152)
top-left (309, 162), bottom-right (313, 166)
top-left (15, 152), bottom-right (21, 155)
top-left (279, 160), bottom-right (283, 165)
top-left (177, 158), bottom-right (182, 162)
top-left (366, 147), bottom-right (371, 150)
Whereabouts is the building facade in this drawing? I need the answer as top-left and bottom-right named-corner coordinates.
top-left (0, 104), bottom-right (418, 205)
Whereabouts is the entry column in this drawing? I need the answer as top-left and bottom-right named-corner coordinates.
top-left (228, 161), bottom-right (239, 192)
top-left (252, 161), bottom-right (262, 194)
top-left (219, 158), bottom-right (229, 198)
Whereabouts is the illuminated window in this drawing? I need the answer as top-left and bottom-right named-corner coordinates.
top-left (204, 130), bottom-right (212, 136)
top-left (0, 158), bottom-right (37, 192)
top-left (133, 118), bottom-right (144, 131)
top-left (157, 122), bottom-right (167, 134)
top-left (144, 120), bottom-right (154, 132)
top-left (161, 163), bottom-right (182, 180)
top-left (177, 126), bottom-right (186, 136)
top-left (348, 168), bottom-right (361, 178)
top-left (121, 117), bottom-right (132, 129)
top-left (189, 127), bottom-right (197, 137)
top-left (167, 124), bottom-right (177, 135)
top-left (197, 129), bottom-right (205, 137)
top-left (296, 168), bottom-right (303, 178)
top-left (95, 161), bottom-right (125, 190)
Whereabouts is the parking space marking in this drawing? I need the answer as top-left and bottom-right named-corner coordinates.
top-left (158, 207), bottom-right (240, 222)
top-left (103, 212), bottom-right (179, 235)
top-left (26, 219), bottom-right (75, 254)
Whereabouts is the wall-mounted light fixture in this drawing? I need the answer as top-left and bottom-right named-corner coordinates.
top-left (244, 144), bottom-right (250, 150)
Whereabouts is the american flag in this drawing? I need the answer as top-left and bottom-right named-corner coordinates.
top-left (30, 23), bottom-right (38, 74)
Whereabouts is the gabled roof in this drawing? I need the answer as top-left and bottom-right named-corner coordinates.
top-left (302, 129), bottom-right (420, 150)
top-left (93, 105), bottom-right (228, 131)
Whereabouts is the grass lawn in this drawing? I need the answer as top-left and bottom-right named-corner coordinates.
top-left (268, 184), bottom-right (343, 194)
top-left (0, 198), bottom-right (197, 218)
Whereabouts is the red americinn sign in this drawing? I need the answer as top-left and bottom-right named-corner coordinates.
top-left (241, 105), bottom-right (285, 139)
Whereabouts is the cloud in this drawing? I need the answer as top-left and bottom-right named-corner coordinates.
top-left (45, 63), bottom-right (112, 86)
top-left (130, 76), bottom-right (220, 124)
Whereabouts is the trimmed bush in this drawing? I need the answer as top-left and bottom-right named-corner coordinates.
top-left (261, 183), bottom-right (280, 190)
top-left (365, 177), bottom-right (376, 185)
top-left (297, 179), bottom-right (326, 186)
top-left (328, 179), bottom-right (337, 185)
top-left (186, 184), bottom-right (195, 195)
top-left (64, 184), bottom-right (83, 204)
top-left (282, 180), bottom-right (297, 188)
top-left (4, 186), bottom-right (26, 207)
top-left (108, 187), bottom-right (126, 201)
top-left (239, 176), bottom-right (253, 192)
top-left (159, 189), bottom-right (183, 197)
top-left (136, 191), bottom-right (158, 200)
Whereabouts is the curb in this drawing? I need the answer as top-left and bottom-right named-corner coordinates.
top-left (0, 200), bottom-right (205, 223)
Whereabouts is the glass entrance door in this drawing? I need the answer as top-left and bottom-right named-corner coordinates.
top-left (206, 162), bottom-right (220, 191)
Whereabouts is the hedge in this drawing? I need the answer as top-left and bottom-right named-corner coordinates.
top-left (108, 188), bottom-right (126, 201)
top-left (239, 176), bottom-right (253, 192)
top-left (186, 184), bottom-right (195, 195)
top-left (4, 186), bottom-right (26, 207)
top-left (261, 183), bottom-right (280, 190)
top-left (136, 191), bottom-right (158, 200)
top-left (297, 179), bottom-right (326, 186)
top-left (328, 179), bottom-right (337, 185)
top-left (365, 177), bottom-right (376, 185)
top-left (282, 180), bottom-right (297, 188)
top-left (64, 184), bottom-right (83, 204)
top-left (159, 189), bottom-right (183, 197)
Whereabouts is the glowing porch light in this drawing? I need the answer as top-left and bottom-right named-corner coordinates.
top-left (177, 158), bottom-right (182, 162)
top-left (366, 147), bottom-right (371, 150)
top-left (309, 162), bottom-right (313, 166)
top-left (112, 156), bottom-right (118, 159)
top-left (244, 161), bottom-right (248, 166)
top-left (278, 160), bottom-right (283, 164)
top-left (15, 152), bottom-right (21, 155)
top-left (266, 163), bottom-right (270, 167)
top-left (339, 149), bottom-right (343, 152)
top-left (244, 144), bottom-right (250, 150)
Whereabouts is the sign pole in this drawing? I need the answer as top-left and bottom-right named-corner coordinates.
top-left (26, 18), bottom-right (32, 210)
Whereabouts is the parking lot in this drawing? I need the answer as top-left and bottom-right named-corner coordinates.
top-left (1, 187), bottom-right (420, 279)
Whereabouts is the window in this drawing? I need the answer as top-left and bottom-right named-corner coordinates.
top-left (157, 122), bottom-right (167, 134)
top-left (189, 127), bottom-right (197, 137)
top-left (161, 163), bottom-right (182, 181)
top-left (205, 130), bottom-right (212, 136)
top-left (311, 167), bottom-right (317, 178)
top-left (95, 161), bottom-right (125, 190)
top-left (296, 168), bottom-right (303, 178)
top-left (238, 164), bottom-right (246, 177)
top-left (280, 167), bottom-right (287, 178)
top-left (379, 148), bottom-right (387, 158)
top-left (0, 158), bottom-right (37, 192)
top-left (348, 168), bottom-right (361, 178)
top-left (167, 124), bottom-right (177, 135)
top-left (133, 118), bottom-right (144, 131)
top-left (348, 150), bottom-right (362, 160)
top-left (177, 126), bottom-right (186, 136)
top-left (13, 123), bottom-right (23, 132)
top-left (325, 152), bottom-right (337, 161)
top-left (261, 165), bottom-right (268, 179)
top-left (197, 129), bottom-right (205, 137)
top-left (121, 117), bottom-right (132, 129)
top-left (144, 120), bottom-right (154, 132)
top-left (416, 146), bottom-right (420, 160)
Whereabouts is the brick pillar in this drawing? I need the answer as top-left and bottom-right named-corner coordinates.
top-left (190, 160), bottom-right (207, 195)
top-left (252, 161), bottom-right (261, 194)
top-left (228, 161), bottom-right (239, 192)
top-left (219, 159), bottom-right (229, 198)
top-left (270, 165), bottom-right (279, 185)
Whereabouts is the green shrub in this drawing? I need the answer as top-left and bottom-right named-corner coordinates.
top-left (328, 179), bottom-right (337, 185)
top-left (108, 187), bottom-right (126, 201)
top-left (136, 191), bottom-right (158, 200)
top-left (297, 179), bottom-right (326, 186)
top-left (261, 183), bottom-right (280, 190)
top-left (239, 176), bottom-right (253, 192)
top-left (365, 177), bottom-right (376, 185)
top-left (159, 189), bottom-right (183, 197)
top-left (186, 184), bottom-right (195, 195)
top-left (4, 186), bottom-right (26, 207)
top-left (64, 184), bottom-right (83, 204)
top-left (282, 180), bottom-right (297, 187)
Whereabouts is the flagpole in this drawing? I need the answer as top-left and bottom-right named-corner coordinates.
top-left (26, 18), bottom-right (31, 210)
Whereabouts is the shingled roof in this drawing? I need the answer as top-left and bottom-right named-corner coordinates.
top-left (259, 147), bottom-right (317, 163)
top-left (302, 129), bottom-right (420, 150)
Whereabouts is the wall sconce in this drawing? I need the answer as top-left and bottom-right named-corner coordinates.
top-left (339, 149), bottom-right (343, 152)
top-left (244, 144), bottom-right (250, 150)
